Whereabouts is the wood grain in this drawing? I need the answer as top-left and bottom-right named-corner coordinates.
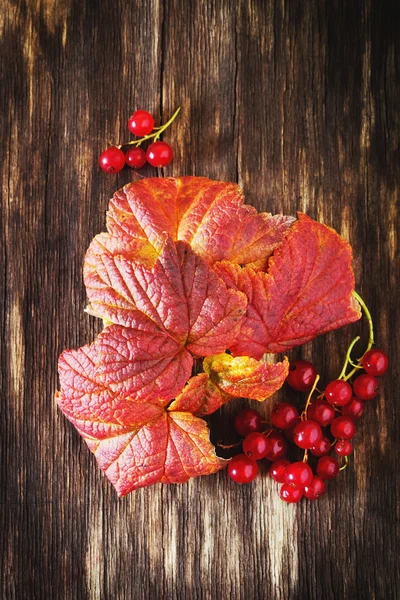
top-left (1, 1), bottom-right (399, 598)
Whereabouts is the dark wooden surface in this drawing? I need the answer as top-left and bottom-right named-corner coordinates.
top-left (1, 1), bottom-right (399, 599)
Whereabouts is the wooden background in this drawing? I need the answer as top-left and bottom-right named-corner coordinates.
top-left (1, 1), bottom-right (399, 598)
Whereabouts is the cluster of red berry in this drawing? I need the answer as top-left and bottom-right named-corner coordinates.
top-left (227, 345), bottom-right (388, 503)
top-left (99, 108), bottom-right (179, 173)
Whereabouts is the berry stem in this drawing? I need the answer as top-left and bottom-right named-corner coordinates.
top-left (339, 455), bottom-right (349, 471)
top-left (117, 107), bottom-right (181, 149)
top-left (341, 292), bottom-right (375, 382)
top-left (337, 336), bottom-right (361, 380)
top-left (302, 449), bottom-right (309, 463)
top-left (348, 356), bottom-right (360, 368)
top-left (353, 291), bottom-right (374, 349)
top-left (300, 374), bottom-right (320, 421)
top-left (153, 107), bottom-right (180, 140)
top-left (216, 441), bottom-right (242, 449)
top-left (262, 428), bottom-right (274, 437)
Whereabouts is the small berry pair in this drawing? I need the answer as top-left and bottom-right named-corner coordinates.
top-left (99, 108), bottom-right (179, 173)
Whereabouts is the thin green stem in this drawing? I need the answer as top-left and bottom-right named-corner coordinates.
top-left (338, 336), bottom-right (361, 380)
top-left (338, 292), bottom-right (375, 382)
top-left (348, 357), bottom-right (360, 368)
top-left (153, 107), bottom-right (181, 140)
top-left (353, 291), bottom-right (374, 350)
top-left (339, 455), bottom-right (349, 471)
top-left (117, 107), bottom-right (181, 148)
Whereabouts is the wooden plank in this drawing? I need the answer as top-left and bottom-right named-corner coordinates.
top-left (1, 1), bottom-right (399, 599)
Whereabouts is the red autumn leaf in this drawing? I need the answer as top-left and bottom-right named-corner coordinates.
top-left (84, 236), bottom-right (247, 357)
top-left (203, 353), bottom-right (289, 401)
top-left (83, 230), bottom-right (158, 272)
top-left (58, 327), bottom-right (192, 407)
top-left (167, 373), bottom-right (230, 416)
top-left (93, 324), bottom-right (193, 400)
top-left (56, 349), bottom-right (226, 496)
top-left (214, 213), bottom-right (361, 359)
top-left (57, 344), bottom-right (138, 438)
top-left (106, 177), bottom-right (293, 269)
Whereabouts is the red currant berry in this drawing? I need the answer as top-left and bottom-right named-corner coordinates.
top-left (335, 439), bottom-right (353, 456)
top-left (128, 110), bottom-right (154, 136)
top-left (331, 416), bottom-right (356, 439)
top-left (316, 456), bottom-right (340, 480)
top-left (269, 460), bottom-right (290, 483)
top-left (353, 374), bottom-right (380, 401)
top-left (227, 454), bottom-right (258, 484)
top-left (243, 432), bottom-right (271, 460)
top-left (342, 397), bottom-right (365, 420)
top-left (307, 398), bottom-right (336, 426)
top-left (284, 461), bottom-right (314, 487)
top-left (234, 409), bottom-right (262, 437)
top-left (286, 360), bottom-right (317, 392)
top-left (325, 380), bottom-right (353, 406)
top-left (146, 141), bottom-right (174, 167)
top-left (293, 420), bottom-right (322, 449)
top-left (99, 146), bottom-right (125, 173)
top-left (265, 431), bottom-right (287, 461)
top-left (280, 483), bottom-right (303, 503)
top-left (271, 402), bottom-right (299, 430)
top-left (310, 436), bottom-right (331, 457)
top-left (362, 349), bottom-right (389, 376)
top-left (303, 476), bottom-right (326, 500)
top-left (125, 147), bottom-right (146, 168)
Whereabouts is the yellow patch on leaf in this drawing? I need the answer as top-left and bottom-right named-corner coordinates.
top-left (203, 353), bottom-right (289, 401)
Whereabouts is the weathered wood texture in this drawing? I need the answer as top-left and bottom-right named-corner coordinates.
top-left (1, 1), bottom-right (399, 598)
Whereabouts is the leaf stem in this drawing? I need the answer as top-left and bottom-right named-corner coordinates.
top-left (117, 107), bottom-right (181, 149)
